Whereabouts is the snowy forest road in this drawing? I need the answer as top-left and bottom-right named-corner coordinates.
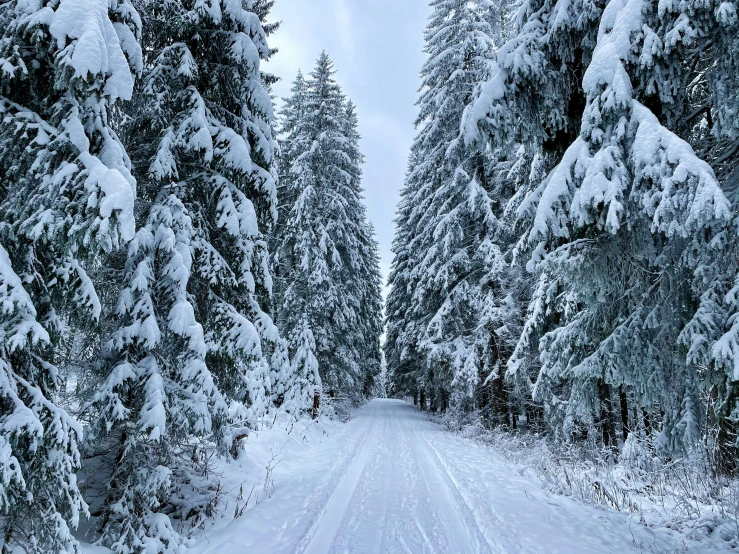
top-left (190, 400), bottom-right (703, 554)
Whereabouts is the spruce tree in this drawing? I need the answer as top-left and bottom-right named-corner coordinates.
top-left (275, 54), bottom-right (382, 401)
top-left (84, 1), bottom-right (287, 551)
top-left (446, 0), bottom-right (739, 450)
top-left (340, 101), bottom-right (384, 396)
top-left (272, 71), bottom-right (308, 327)
top-left (385, 156), bottom-right (425, 401)
top-left (0, 0), bottom-right (141, 551)
top-left (498, 0), bottom-right (739, 452)
top-left (449, 0), bottom-right (609, 425)
top-left (386, 0), bottom-right (502, 411)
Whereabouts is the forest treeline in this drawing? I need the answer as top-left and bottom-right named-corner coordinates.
top-left (0, 1), bottom-right (381, 553)
top-left (386, 0), bottom-right (739, 474)
top-left (3, 0), bottom-right (739, 551)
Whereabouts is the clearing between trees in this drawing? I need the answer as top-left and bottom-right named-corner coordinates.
top-left (179, 400), bottom-right (728, 554)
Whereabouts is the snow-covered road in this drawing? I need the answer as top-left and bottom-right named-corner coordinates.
top-left (190, 399), bottom-right (713, 554)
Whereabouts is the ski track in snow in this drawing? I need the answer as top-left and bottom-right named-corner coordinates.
top-left (188, 399), bottom-right (726, 554)
top-left (300, 403), bottom-right (381, 553)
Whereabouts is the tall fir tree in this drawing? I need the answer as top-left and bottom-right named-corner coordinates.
top-left (0, 0), bottom-right (141, 551)
top-left (508, 0), bottom-right (738, 452)
top-left (340, 100), bottom-right (384, 396)
top-left (461, 0), bottom-right (739, 459)
top-left (386, 0), bottom-right (503, 411)
top-left (385, 154), bottom-right (424, 402)
top-left (271, 70), bottom-right (308, 334)
top-left (83, 1), bottom-right (289, 551)
top-left (274, 53), bottom-right (383, 402)
top-left (388, 0), bottom-right (739, 462)
top-left (452, 0), bottom-right (611, 427)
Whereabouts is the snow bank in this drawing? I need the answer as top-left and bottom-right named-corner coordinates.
top-left (78, 413), bottom-right (346, 554)
top-left (442, 413), bottom-right (739, 552)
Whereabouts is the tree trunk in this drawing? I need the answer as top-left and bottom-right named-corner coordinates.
top-left (619, 387), bottom-right (629, 442)
top-left (440, 389), bottom-right (448, 413)
top-left (598, 381), bottom-right (616, 450)
top-left (716, 383), bottom-right (738, 475)
top-left (643, 410), bottom-right (652, 437)
top-left (526, 401), bottom-right (543, 433)
top-left (3, 520), bottom-right (14, 554)
top-left (312, 390), bottom-right (320, 420)
top-left (493, 377), bottom-right (509, 428)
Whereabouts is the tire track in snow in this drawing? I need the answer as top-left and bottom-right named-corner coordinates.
top-left (410, 421), bottom-right (494, 554)
top-left (284, 403), bottom-right (377, 550)
top-left (420, 431), bottom-right (531, 553)
top-left (392, 407), bottom-right (439, 553)
top-left (299, 403), bottom-right (380, 554)
top-left (331, 409), bottom-right (394, 553)
top-left (367, 413), bottom-right (392, 553)
top-left (417, 429), bottom-right (524, 553)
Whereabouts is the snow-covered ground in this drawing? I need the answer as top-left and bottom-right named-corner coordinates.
top-left (167, 399), bottom-right (725, 554)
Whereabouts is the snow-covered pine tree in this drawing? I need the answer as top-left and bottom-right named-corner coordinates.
top-left (340, 101), bottom-right (384, 396)
top-left (274, 70), bottom-right (308, 228)
top-left (84, 1), bottom-right (288, 551)
top-left (374, 355), bottom-right (388, 399)
top-left (267, 74), bottom-right (305, 413)
top-left (456, 0), bottom-right (739, 448)
top-left (274, 53), bottom-right (382, 402)
top-left (0, 0), bottom-right (141, 551)
top-left (271, 71), bottom-right (308, 318)
top-left (628, 0), bottom-right (739, 468)
top-left (386, 0), bottom-right (502, 412)
top-left (449, 0), bottom-right (624, 432)
top-left (0, 245), bottom-right (87, 554)
top-left (447, 0), bottom-right (610, 426)
top-left (452, 138), bottom-right (553, 430)
top-left (422, 0), bottom-right (506, 412)
top-left (510, 0), bottom-right (737, 452)
top-left (282, 316), bottom-right (321, 418)
top-left (275, 53), bottom-right (352, 398)
top-left (609, 0), bottom-right (739, 465)
top-left (385, 155), bottom-right (425, 403)
top-left (355, 224), bottom-right (384, 396)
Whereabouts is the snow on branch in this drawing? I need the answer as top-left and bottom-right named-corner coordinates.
top-left (527, 0), bottom-right (730, 255)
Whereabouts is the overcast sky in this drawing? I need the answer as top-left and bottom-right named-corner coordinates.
top-left (265, 0), bottom-right (431, 294)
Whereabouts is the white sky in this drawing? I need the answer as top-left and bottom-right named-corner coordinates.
top-left (265, 0), bottom-right (431, 295)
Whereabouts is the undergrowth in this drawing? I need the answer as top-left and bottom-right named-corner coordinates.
top-left (440, 412), bottom-right (739, 549)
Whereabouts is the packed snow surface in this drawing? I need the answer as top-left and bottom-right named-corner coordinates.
top-left (182, 399), bottom-right (722, 554)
